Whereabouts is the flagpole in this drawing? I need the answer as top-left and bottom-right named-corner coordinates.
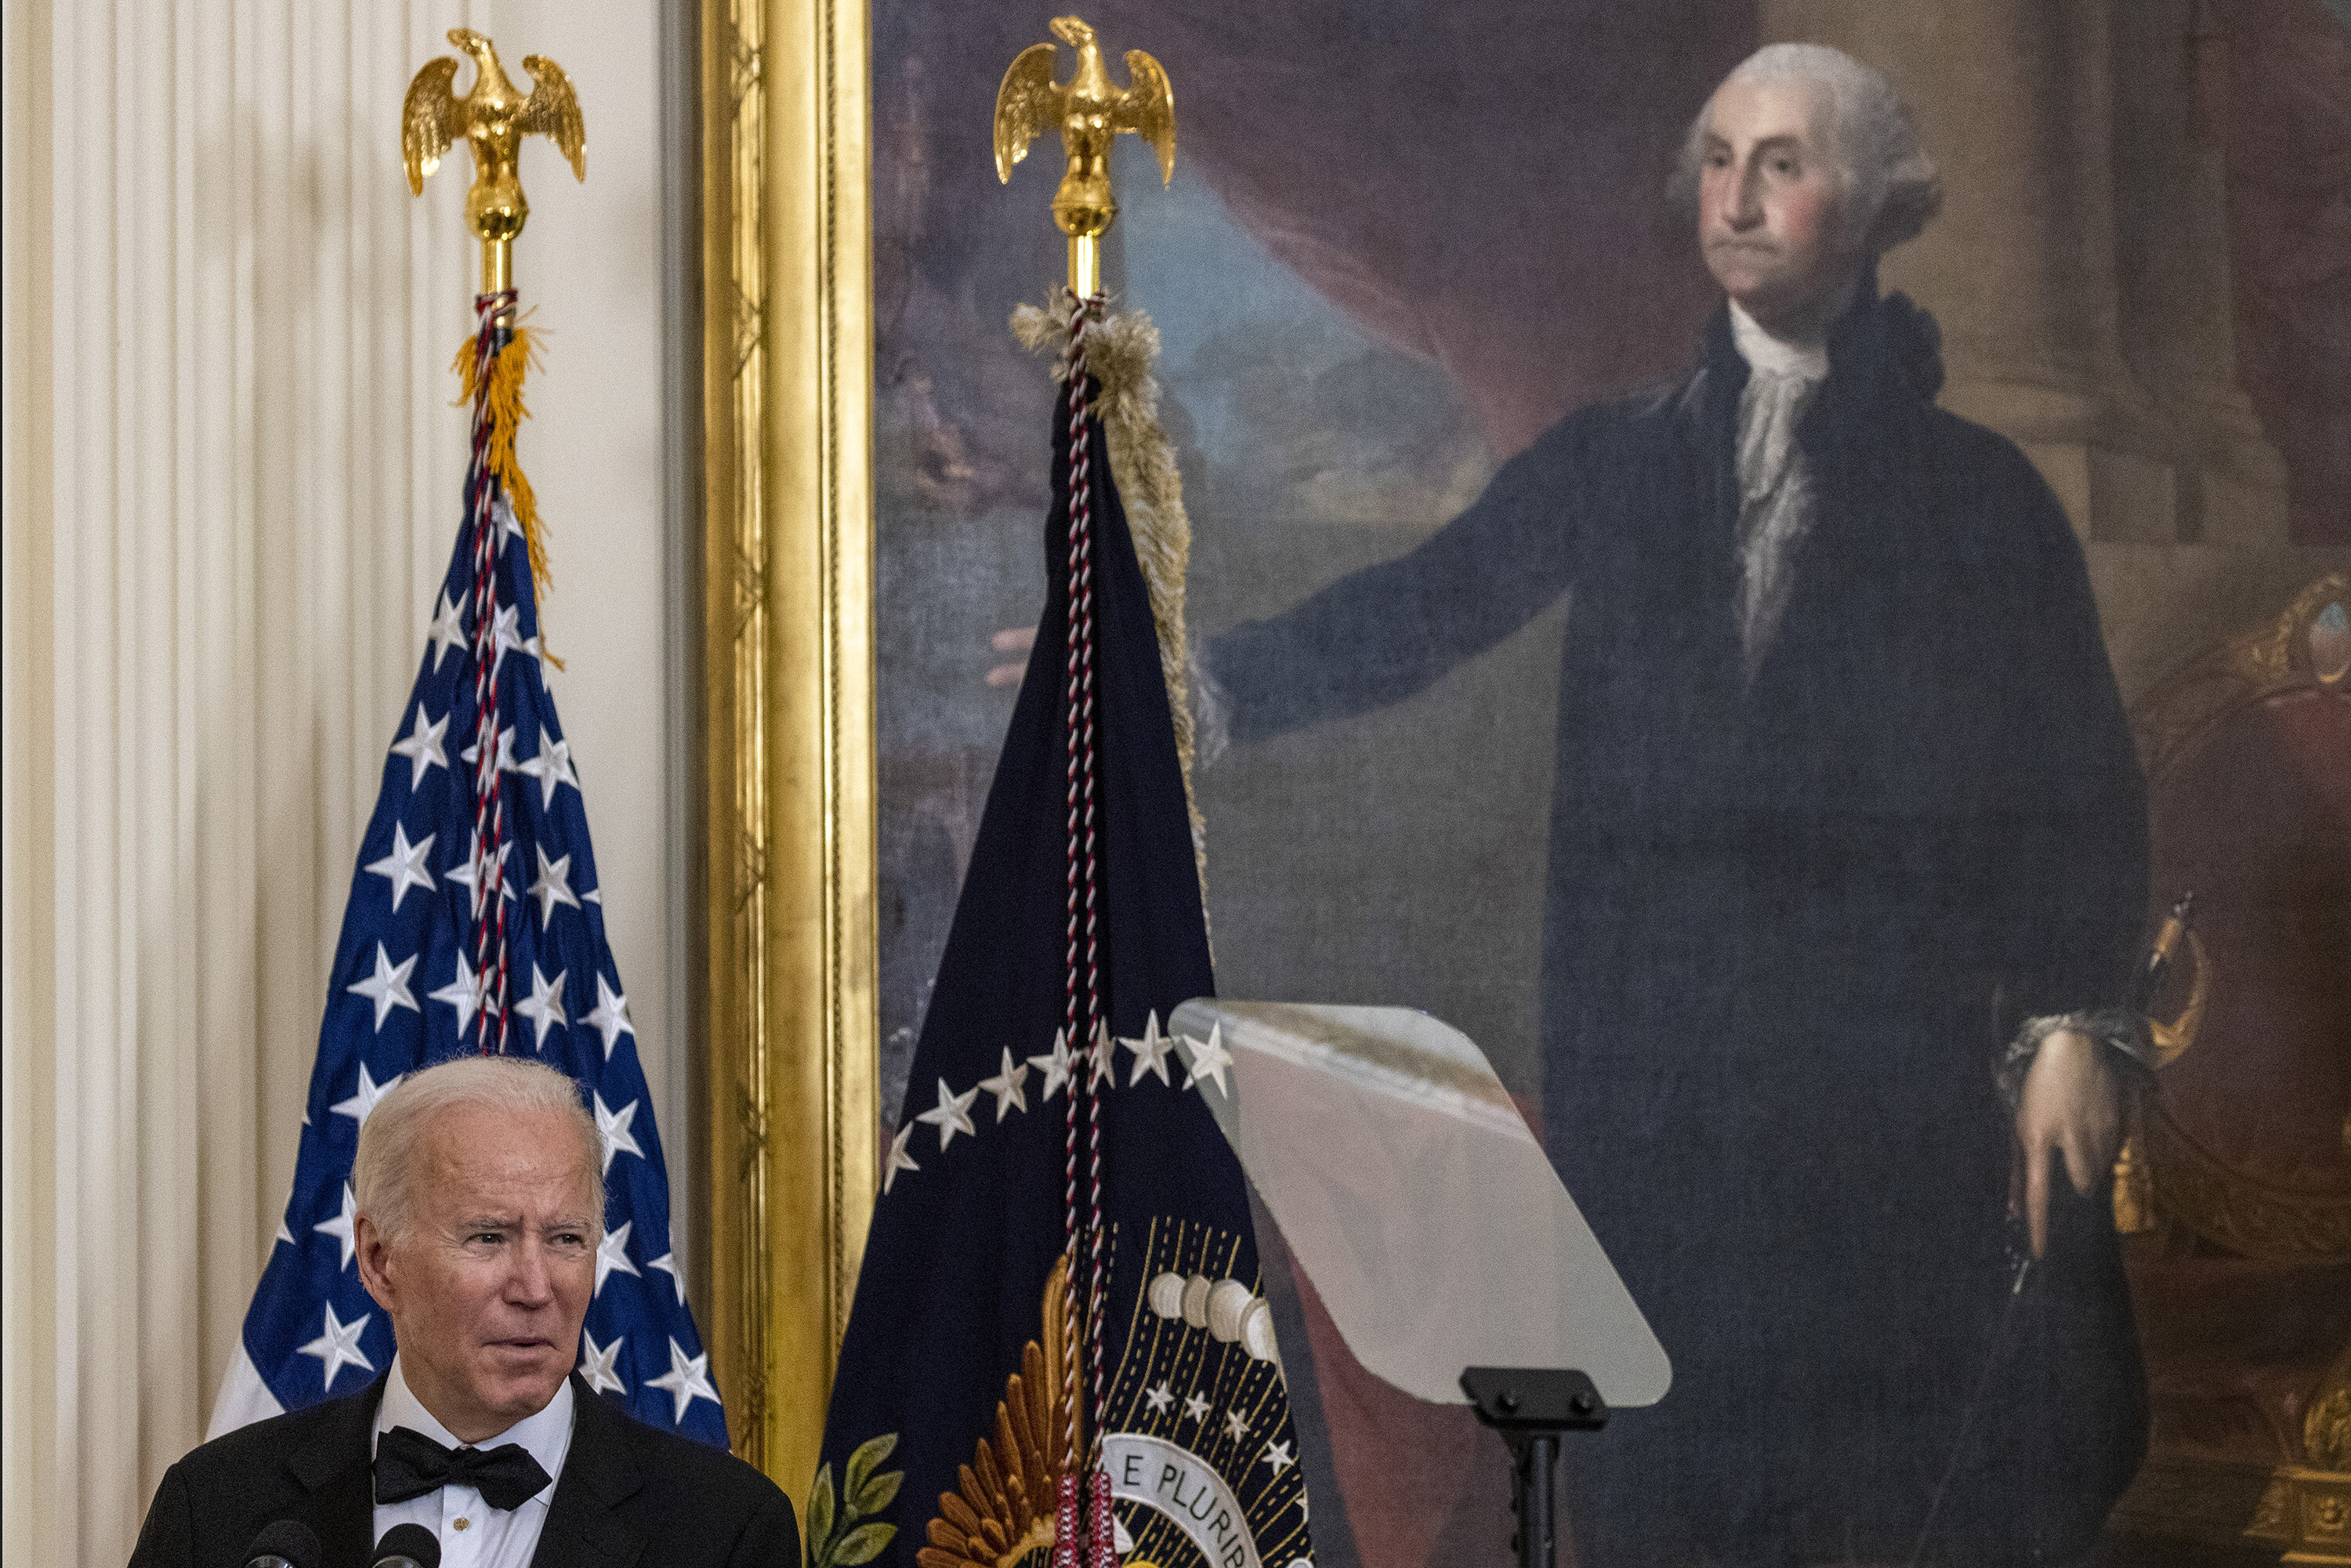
top-left (994, 20), bottom-right (1176, 1567)
top-left (400, 31), bottom-right (588, 1052)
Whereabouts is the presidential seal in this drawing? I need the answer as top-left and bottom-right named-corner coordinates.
top-left (922, 1223), bottom-right (1313, 1568)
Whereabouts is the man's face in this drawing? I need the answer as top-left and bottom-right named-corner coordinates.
top-left (1697, 76), bottom-right (1860, 334)
top-left (356, 1103), bottom-right (599, 1443)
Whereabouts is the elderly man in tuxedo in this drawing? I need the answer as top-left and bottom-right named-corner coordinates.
top-left (130, 1056), bottom-right (799, 1566)
top-left (1204, 42), bottom-right (2152, 1566)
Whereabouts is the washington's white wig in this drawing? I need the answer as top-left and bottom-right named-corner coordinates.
top-left (1669, 43), bottom-right (1943, 257)
top-left (353, 1055), bottom-right (604, 1246)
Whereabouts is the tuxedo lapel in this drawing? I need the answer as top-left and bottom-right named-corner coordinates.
top-left (284, 1374), bottom-right (385, 1565)
top-left (530, 1377), bottom-right (645, 1568)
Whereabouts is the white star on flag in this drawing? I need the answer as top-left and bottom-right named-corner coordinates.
top-left (389, 707), bottom-right (450, 791)
top-left (977, 1048), bottom-right (1030, 1121)
top-left (1143, 1382), bottom-right (1175, 1415)
top-left (494, 494), bottom-right (527, 553)
top-left (1182, 1392), bottom-right (1211, 1424)
top-left (489, 603), bottom-right (526, 677)
top-left (649, 1252), bottom-right (685, 1303)
top-left (1262, 1439), bottom-right (1295, 1476)
top-left (428, 954), bottom-right (485, 1038)
top-left (313, 1182), bottom-right (360, 1271)
top-left (529, 845), bottom-right (581, 925)
top-left (347, 943), bottom-right (421, 1032)
top-left (296, 1303), bottom-right (375, 1391)
top-left (582, 973), bottom-right (634, 1060)
top-left (329, 1062), bottom-right (403, 1128)
top-left (596, 1219), bottom-right (641, 1297)
top-left (364, 823), bottom-right (437, 912)
top-left (578, 1329), bottom-right (628, 1396)
top-left (882, 1123), bottom-right (919, 1195)
top-left (647, 1337), bottom-right (720, 1425)
top-left (519, 735), bottom-right (580, 808)
top-left (445, 830), bottom-right (513, 905)
top-left (515, 961), bottom-right (568, 1049)
top-left (425, 590), bottom-right (466, 672)
top-left (1224, 1409), bottom-right (1252, 1442)
top-left (1181, 1023), bottom-right (1234, 1099)
top-left (595, 1092), bottom-right (643, 1173)
top-left (1027, 1030), bottom-right (1074, 1102)
top-left (459, 724), bottom-right (517, 775)
top-left (275, 1215), bottom-right (295, 1247)
top-left (1122, 1010), bottom-right (1177, 1087)
top-left (915, 1077), bottom-right (979, 1150)
top-left (1088, 1021), bottom-right (1118, 1092)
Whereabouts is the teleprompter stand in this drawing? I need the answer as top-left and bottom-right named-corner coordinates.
top-left (1462, 1367), bottom-right (1609, 1568)
top-left (1169, 1000), bottom-right (1667, 1566)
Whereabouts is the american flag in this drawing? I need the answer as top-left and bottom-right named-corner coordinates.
top-left (208, 294), bottom-right (726, 1447)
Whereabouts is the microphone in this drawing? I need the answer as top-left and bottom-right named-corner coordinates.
top-left (242, 1520), bottom-right (321, 1568)
top-left (369, 1523), bottom-right (442, 1568)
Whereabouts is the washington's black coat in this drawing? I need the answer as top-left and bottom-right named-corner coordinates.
top-left (1209, 290), bottom-right (2150, 1564)
top-left (128, 1373), bottom-right (799, 1568)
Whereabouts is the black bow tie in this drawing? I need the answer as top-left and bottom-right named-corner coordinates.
top-left (374, 1425), bottom-right (552, 1511)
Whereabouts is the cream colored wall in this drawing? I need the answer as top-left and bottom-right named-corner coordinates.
top-left (0, 4), bottom-right (688, 1563)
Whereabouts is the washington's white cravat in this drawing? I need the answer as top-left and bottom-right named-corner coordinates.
top-left (371, 1356), bottom-right (575, 1568)
top-left (1727, 300), bottom-right (1831, 679)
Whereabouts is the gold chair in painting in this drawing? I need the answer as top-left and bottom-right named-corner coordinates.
top-left (2106, 575), bottom-right (2351, 1563)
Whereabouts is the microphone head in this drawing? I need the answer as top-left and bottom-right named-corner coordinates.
top-left (244, 1519), bottom-right (321, 1568)
top-left (370, 1523), bottom-right (443, 1568)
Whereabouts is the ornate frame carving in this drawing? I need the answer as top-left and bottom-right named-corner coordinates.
top-left (699, 0), bottom-right (876, 1492)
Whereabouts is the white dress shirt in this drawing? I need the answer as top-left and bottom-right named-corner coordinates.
top-left (1726, 299), bottom-right (1832, 680)
top-left (372, 1356), bottom-right (575, 1568)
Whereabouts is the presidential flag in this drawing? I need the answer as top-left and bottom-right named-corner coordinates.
top-left (811, 301), bottom-right (1312, 1568)
top-left (208, 295), bottom-right (725, 1447)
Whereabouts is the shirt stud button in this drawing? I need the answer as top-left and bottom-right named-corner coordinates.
top-left (453, 1517), bottom-right (470, 1531)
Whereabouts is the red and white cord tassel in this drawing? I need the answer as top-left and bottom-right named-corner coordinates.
top-left (1088, 1467), bottom-right (1119, 1568)
top-left (1055, 287), bottom-right (1119, 1565)
top-left (1053, 1470), bottom-right (1085, 1568)
top-left (463, 291), bottom-right (517, 1053)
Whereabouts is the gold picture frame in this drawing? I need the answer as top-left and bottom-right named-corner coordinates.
top-left (698, 0), bottom-right (877, 1494)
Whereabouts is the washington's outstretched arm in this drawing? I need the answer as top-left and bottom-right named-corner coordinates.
top-left (1204, 423), bottom-right (1589, 744)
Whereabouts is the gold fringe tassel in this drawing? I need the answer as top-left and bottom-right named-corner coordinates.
top-left (1014, 299), bottom-right (1208, 907)
top-left (451, 325), bottom-right (563, 667)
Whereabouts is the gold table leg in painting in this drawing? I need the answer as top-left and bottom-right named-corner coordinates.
top-left (2248, 1338), bottom-right (2351, 1564)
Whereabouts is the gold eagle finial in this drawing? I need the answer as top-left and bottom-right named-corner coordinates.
top-left (403, 30), bottom-right (585, 298)
top-left (994, 16), bottom-right (1174, 297)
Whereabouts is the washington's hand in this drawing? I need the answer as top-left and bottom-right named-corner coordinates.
top-left (987, 625), bottom-right (1037, 687)
top-left (2016, 1028), bottom-right (2123, 1258)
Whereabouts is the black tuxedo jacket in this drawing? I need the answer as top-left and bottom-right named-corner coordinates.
top-left (129, 1374), bottom-right (799, 1567)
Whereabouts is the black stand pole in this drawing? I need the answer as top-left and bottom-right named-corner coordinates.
top-left (1462, 1367), bottom-right (1608, 1568)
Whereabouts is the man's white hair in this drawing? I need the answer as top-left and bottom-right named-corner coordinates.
top-left (1670, 42), bottom-right (1943, 257)
top-left (353, 1055), bottom-right (604, 1246)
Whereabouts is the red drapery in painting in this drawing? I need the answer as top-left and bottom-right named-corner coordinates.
top-left (1085, 0), bottom-right (1747, 458)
